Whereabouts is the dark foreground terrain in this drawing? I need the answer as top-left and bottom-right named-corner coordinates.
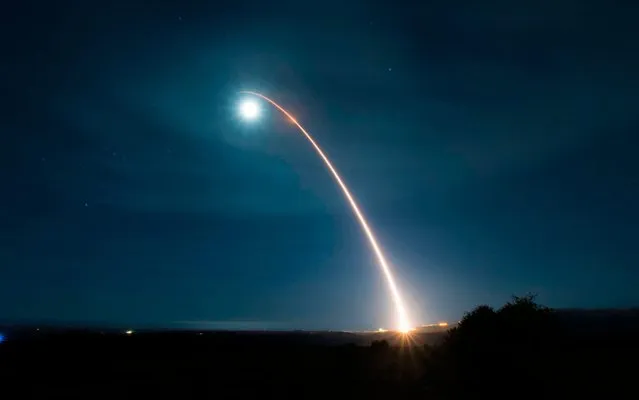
top-left (1, 298), bottom-right (637, 399)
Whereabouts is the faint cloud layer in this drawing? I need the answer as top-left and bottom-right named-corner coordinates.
top-left (174, 320), bottom-right (287, 330)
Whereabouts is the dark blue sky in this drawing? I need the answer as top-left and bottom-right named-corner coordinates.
top-left (1, 1), bottom-right (638, 330)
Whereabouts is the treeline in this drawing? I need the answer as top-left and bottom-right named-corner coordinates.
top-left (419, 295), bottom-right (635, 398)
top-left (0, 295), bottom-right (635, 398)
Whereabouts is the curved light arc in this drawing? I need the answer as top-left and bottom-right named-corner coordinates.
top-left (240, 90), bottom-right (411, 331)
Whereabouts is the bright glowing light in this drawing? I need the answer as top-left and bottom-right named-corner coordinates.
top-left (399, 327), bottom-right (414, 334)
top-left (438, 322), bottom-right (448, 327)
top-left (0, 333), bottom-right (5, 343)
top-left (125, 330), bottom-right (134, 335)
top-left (238, 99), bottom-right (261, 120)
top-left (239, 90), bottom-right (413, 332)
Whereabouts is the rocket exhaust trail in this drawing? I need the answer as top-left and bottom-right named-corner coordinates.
top-left (240, 91), bottom-right (412, 332)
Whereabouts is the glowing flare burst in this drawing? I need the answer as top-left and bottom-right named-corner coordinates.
top-left (239, 90), bottom-right (412, 332)
top-left (239, 99), bottom-right (261, 120)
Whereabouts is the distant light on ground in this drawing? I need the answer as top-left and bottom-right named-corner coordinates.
top-left (238, 99), bottom-right (261, 120)
top-left (378, 328), bottom-right (387, 332)
top-left (125, 330), bottom-right (134, 335)
top-left (0, 333), bottom-right (5, 343)
top-left (438, 322), bottom-right (448, 327)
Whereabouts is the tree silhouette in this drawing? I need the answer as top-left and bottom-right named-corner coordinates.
top-left (426, 295), bottom-right (560, 398)
top-left (370, 339), bottom-right (390, 352)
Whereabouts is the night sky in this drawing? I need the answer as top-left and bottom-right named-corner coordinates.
top-left (2, 1), bottom-right (638, 330)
